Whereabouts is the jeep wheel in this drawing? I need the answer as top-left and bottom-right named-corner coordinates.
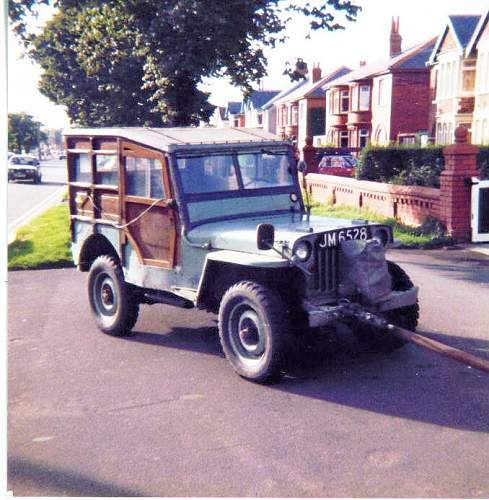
top-left (88, 255), bottom-right (139, 336)
top-left (218, 281), bottom-right (288, 382)
top-left (353, 261), bottom-right (419, 352)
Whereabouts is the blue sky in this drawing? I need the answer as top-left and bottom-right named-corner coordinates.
top-left (7, 0), bottom-right (489, 129)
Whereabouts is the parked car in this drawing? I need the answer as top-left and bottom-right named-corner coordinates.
top-left (8, 155), bottom-right (42, 183)
top-left (65, 127), bottom-right (419, 383)
top-left (318, 154), bottom-right (358, 173)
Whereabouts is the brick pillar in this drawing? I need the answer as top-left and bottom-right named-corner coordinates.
top-left (302, 136), bottom-right (318, 174)
top-left (440, 126), bottom-right (479, 241)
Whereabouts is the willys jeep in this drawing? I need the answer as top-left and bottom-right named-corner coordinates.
top-left (65, 127), bottom-right (419, 382)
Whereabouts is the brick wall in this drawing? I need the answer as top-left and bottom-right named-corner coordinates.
top-left (304, 127), bottom-right (480, 241)
top-left (305, 174), bottom-right (441, 226)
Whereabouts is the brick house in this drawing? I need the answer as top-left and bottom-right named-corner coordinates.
top-left (274, 65), bottom-right (351, 147)
top-left (469, 8), bottom-right (489, 145)
top-left (260, 80), bottom-right (308, 134)
top-left (323, 19), bottom-right (436, 148)
top-left (427, 14), bottom-right (483, 144)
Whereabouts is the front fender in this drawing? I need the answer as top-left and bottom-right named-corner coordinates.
top-left (195, 250), bottom-right (290, 309)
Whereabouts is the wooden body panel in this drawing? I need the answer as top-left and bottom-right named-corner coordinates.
top-left (66, 135), bottom-right (178, 270)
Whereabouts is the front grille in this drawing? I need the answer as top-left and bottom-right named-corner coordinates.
top-left (313, 244), bottom-right (338, 292)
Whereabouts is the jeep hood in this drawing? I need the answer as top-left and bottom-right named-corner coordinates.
top-left (186, 213), bottom-right (369, 256)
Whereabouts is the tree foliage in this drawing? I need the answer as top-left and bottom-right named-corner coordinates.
top-left (8, 112), bottom-right (48, 154)
top-left (9, 0), bottom-right (361, 127)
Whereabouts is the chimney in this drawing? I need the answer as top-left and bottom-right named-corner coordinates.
top-left (312, 63), bottom-right (322, 83)
top-left (390, 17), bottom-right (402, 58)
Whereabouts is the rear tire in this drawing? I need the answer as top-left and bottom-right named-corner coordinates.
top-left (218, 281), bottom-right (288, 382)
top-left (88, 255), bottom-right (139, 336)
top-left (353, 261), bottom-right (419, 352)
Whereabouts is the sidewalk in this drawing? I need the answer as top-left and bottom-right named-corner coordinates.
top-left (466, 243), bottom-right (489, 257)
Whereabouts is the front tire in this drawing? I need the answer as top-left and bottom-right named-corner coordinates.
top-left (353, 261), bottom-right (419, 352)
top-left (88, 255), bottom-right (139, 336)
top-left (218, 281), bottom-right (288, 382)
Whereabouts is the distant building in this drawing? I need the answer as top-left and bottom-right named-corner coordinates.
top-left (261, 80), bottom-right (307, 134)
top-left (225, 101), bottom-right (244, 128)
top-left (428, 7), bottom-right (489, 145)
top-left (274, 64), bottom-right (351, 148)
top-left (209, 106), bottom-right (228, 128)
top-left (324, 19), bottom-right (435, 148)
top-left (241, 90), bottom-right (281, 128)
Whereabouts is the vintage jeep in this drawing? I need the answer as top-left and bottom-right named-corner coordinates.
top-left (65, 127), bottom-right (418, 382)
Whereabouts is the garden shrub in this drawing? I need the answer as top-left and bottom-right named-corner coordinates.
top-left (356, 145), bottom-right (489, 186)
top-left (356, 145), bottom-right (444, 187)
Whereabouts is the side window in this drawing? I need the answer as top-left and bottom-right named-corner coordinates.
top-left (96, 155), bottom-right (118, 185)
top-left (125, 157), bottom-right (166, 199)
top-left (73, 153), bottom-right (91, 183)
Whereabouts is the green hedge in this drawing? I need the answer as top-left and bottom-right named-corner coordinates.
top-left (356, 145), bottom-right (489, 187)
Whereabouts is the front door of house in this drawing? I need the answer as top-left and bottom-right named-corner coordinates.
top-left (471, 178), bottom-right (489, 243)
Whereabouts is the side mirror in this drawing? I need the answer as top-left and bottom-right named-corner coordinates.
top-left (256, 223), bottom-right (275, 250)
top-left (297, 160), bottom-right (307, 173)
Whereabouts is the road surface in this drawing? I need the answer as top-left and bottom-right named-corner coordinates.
top-left (8, 159), bottom-right (67, 241)
top-left (7, 249), bottom-right (489, 497)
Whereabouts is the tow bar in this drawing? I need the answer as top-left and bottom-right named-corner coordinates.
top-left (341, 303), bottom-right (489, 375)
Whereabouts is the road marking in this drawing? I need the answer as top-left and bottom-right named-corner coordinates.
top-left (8, 186), bottom-right (66, 244)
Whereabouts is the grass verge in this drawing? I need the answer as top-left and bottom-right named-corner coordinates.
top-left (311, 203), bottom-right (455, 248)
top-left (8, 203), bottom-right (74, 270)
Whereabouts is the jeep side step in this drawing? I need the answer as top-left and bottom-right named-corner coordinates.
top-left (141, 289), bottom-right (194, 309)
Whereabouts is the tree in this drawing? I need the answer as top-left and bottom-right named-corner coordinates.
top-left (9, 0), bottom-right (361, 127)
top-left (8, 112), bottom-right (48, 154)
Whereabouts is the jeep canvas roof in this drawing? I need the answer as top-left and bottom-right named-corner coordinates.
top-left (64, 127), bottom-right (287, 153)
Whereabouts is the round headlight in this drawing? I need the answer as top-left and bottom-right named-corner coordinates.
top-left (294, 241), bottom-right (311, 261)
top-left (371, 227), bottom-right (390, 246)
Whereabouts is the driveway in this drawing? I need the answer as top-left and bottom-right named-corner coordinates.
top-left (7, 249), bottom-right (489, 497)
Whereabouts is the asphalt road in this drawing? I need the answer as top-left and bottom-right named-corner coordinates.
top-left (7, 249), bottom-right (489, 497)
top-left (8, 159), bottom-right (67, 238)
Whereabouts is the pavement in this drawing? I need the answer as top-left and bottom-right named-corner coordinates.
top-left (7, 248), bottom-right (489, 497)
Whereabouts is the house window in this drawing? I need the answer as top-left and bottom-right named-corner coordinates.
top-left (477, 52), bottom-right (489, 92)
top-left (339, 130), bottom-right (348, 148)
top-left (300, 101), bottom-right (306, 120)
top-left (480, 120), bottom-right (489, 144)
top-left (332, 91), bottom-right (339, 113)
top-left (359, 128), bottom-right (369, 148)
top-left (233, 117), bottom-right (239, 127)
top-left (340, 90), bottom-right (349, 112)
top-left (257, 113), bottom-right (263, 125)
top-left (351, 86), bottom-right (358, 111)
top-left (463, 69), bottom-right (476, 92)
top-left (359, 85), bottom-right (370, 111)
top-left (378, 78), bottom-right (389, 106)
top-left (292, 106), bottom-right (298, 126)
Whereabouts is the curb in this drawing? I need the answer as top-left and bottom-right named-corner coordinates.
top-left (8, 187), bottom-right (66, 244)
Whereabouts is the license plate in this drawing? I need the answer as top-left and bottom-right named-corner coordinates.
top-left (317, 227), bottom-right (369, 248)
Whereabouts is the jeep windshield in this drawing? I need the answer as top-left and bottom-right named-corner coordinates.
top-left (176, 150), bottom-right (294, 194)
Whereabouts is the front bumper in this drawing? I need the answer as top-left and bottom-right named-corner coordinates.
top-left (9, 169), bottom-right (38, 181)
top-left (305, 286), bottom-right (418, 328)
